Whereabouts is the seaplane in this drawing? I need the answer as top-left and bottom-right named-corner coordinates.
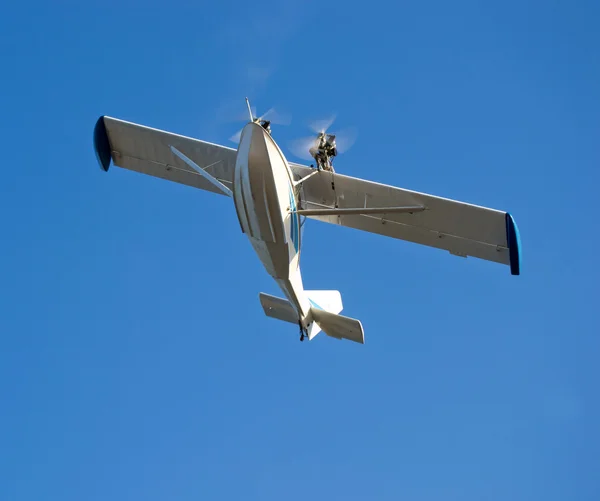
top-left (93, 99), bottom-right (521, 345)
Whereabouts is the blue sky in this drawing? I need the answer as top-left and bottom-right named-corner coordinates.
top-left (1, 1), bottom-right (598, 499)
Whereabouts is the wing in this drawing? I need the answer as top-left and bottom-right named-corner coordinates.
top-left (93, 116), bottom-right (236, 195)
top-left (291, 165), bottom-right (521, 275)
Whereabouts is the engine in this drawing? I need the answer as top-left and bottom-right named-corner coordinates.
top-left (309, 133), bottom-right (338, 172)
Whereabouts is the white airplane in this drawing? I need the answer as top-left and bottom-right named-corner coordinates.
top-left (93, 99), bottom-right (521, 345)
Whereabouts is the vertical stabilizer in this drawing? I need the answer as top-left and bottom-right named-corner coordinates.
top-left (305, 290), bottom-right (343, 340)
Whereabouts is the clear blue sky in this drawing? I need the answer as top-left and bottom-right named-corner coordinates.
top-left (1, 1), bottom-right (598, 500)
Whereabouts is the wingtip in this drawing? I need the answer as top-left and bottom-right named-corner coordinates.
top-left (93, 116), bottom-right (111, 172)
top-left (505, 212), bottom-right (521, 276)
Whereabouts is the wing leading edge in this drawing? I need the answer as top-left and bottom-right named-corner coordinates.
top-left (291, 165), bottom-right (521, 275)
top-left (93, 116), bottom-right (237, 195)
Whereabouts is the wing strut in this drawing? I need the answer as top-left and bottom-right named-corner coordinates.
top-left (292, 169), bottom-right (321, 187)
top-left (169, 145), bottom-right (232, 197)
top-left (295, 206), bottom-right (425, 216)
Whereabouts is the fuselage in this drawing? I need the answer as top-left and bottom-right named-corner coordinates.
top-left (232, 122), bottom-right (310, 322)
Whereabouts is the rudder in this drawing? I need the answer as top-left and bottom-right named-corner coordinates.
top-left (306, 290), bottom-right (343, 315)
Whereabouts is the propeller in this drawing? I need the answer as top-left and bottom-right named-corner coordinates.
top-left (288, 113), bottom-right (358, 161)
top-left (228, 98), bottom-right (291, 144)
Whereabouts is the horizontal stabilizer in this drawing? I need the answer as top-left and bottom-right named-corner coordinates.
top-left (310, 308), bottom-right (365, 344)
top-left (259, 291), bottom-right (364, 345)
top-left (259, 293), bottom-right (299, 324)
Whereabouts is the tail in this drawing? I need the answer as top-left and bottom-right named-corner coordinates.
top-left (259, 290), bottom-right (365, 344)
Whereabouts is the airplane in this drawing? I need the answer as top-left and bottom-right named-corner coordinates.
top-left (93, 99), bottom-right (521, 345)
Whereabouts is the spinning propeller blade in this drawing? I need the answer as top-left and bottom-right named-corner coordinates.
top-left (258, 107), bottom-right (292, 126)
top-left (309, 114), bottom-right (337, 134)
top-left (289, 136), bottom-right (320, 161)
top-left (229, 129), bottom-right (243, 144)
top-left (332, 127), bottom-right (358, 153)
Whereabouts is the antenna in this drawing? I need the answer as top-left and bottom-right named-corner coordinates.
top-left (245, 97), bottom-right (254, 122)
